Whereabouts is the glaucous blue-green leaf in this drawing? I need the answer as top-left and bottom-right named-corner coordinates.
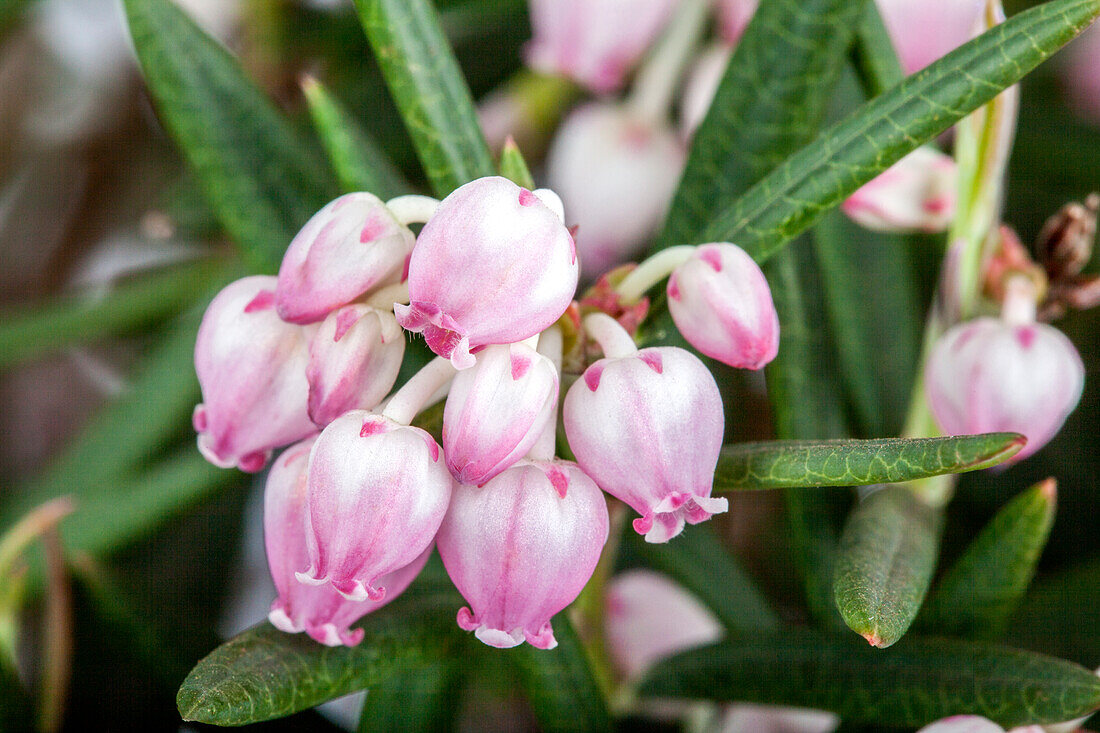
top-left (177, 581), bottom-right (464, 726)
top-left (301, 76), bottom-right (408, 200)
top-left (509, 615), bottom-right (612, 733)
top-left (920, 479), bottom-right (1057, 640)
top-left (123, 0), bottom-right (338, 272)
top-left (657, 0), bottom-right (867, 247)
top-left (699, 0), bottom-right (1100, 262)
top-left (640, 629), bottom-right (1100, 729)
top-left (353, 0), bottom-right (495, 196)
top-left (716, 433), bottom-right (1025, 492)
top-left (834, 486), bottom-right (943, 648)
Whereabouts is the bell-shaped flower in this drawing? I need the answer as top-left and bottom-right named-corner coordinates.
top-left (525, 0), bottom-right (678, 94)
top-left (563, 346), bottom-right (727, 543)
top-left (306, 304), bottom-right (405, 427)
top-left (916, 714), bottom-right (1088, 733)
top-left (546, 103), bottom-right (685, 279)
top-left (667, 243), bottom-right (779, 370)
top-left (263, 436), bottom-right (431, 647)
top-left (875, 0), bottom-right (986, 74)
top-left (276, 192), bottom-right (414, 324)
top-left (297, 411), bottom-right (453, 602)
top-left (442, 342), bottom-right (559, 485)
top-left (926, 317), bottom-right (1084, 461)
top-left (604, 570), bottom-right (722, 679)
top-left (717, 0), bottom-right (760, 45)
top-left (395, 177), bottom-right (578, 369)
top-left (193, 276), bottom-right (315, 473)
top-left (841, 147), bottom-right (957, 233)
top-left (437, 459), bottom-right (609, 650)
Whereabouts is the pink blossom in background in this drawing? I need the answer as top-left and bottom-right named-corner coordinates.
top-left (263, 436), bottom-right (431, 647)
top-left (680, 43), bottom-right (733, 139)
top-left (874, 0), bottom-right (986, 74)
top-left (1062, 21), bottom-right (1100, 124)
top-left (395, 177), bottom-right (578, 369)
top-left (667, 243), bottom-right (779, 370)
top-left (297, 411), bottom-right (452, 603)
top-left (926, 317), bottom-right (1084, 461)
top-left (437, 459), bottom-right (609, 650)
top-left (564, 346), bottom-right (727, 543)
top-left (546, 103), bottom-right (685, 279)
top-left (842, 147), bottom-right (957, 233)
top-left (442, 342), bottom-right (559, 485)
top-left (525, 0), bottom-right (678, 94)
top-left (716, 0), bottom-right (760, 45)
top-left (193, 276), bottom-right (315, 473)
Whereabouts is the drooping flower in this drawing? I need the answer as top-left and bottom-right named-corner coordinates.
top-left (263, 436), bottom-right (431, 647)
top-left (306, 304), bottom-right (405, 427)
top-left (563, 346), bottom-right (727, 542)
top-left (667, 242), bottom-right (779, 370)
top-left (925, 317), bottom-right (1084, 461)
top-left (395, 176), bottom-right (578, 369)
top-left (276, 192), bottom-right (414, 325)
top-left (525, 0), bottom-right (678, 94)
top-left (437, 459), bottom-right (609, 649)
top-left (442, 342), bottom-right (559, 485)
top-left (297, 411), bottom-right (453, 602)
top-left (193, 276), bottom-right (315, 473)
top-left (546, 103), bottom-right (685, 279)
top-left (874, 0), bottom-right (986, 74)
top-left (841, 147), bottom-right (957, 233)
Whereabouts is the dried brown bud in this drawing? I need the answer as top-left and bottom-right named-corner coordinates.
top-left (1037, 193), bottom-right (1098, 280)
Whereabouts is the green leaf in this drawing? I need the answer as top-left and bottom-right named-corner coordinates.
top-left (509, 615), bottom-right (612, 733)
top-left (833, 486), bottom-right (943, 648)
top-left (123, 0), bottom-right (337, 272)
top-left (0, 259), bottom-right (230, 371)
top-left (177, 580), bottom-right (464, 726)
top-left (1010, 558), bottom-right (1100, 667)
top-left (357, 658), bottom-right (463, 733)
top-left (920, 479), bottom-right (1057, 640)
top-left (716, 433), bottom-right (1026, 492)
top-left (354, 0), bottom-right (495, 196)
top-left (624, 525), bottom-right (779, 633)
top-left (698, 0), bottom-right (1100, 262)
top-left (498, 138), bottom-right (535, 190)
top-left (658, 0), bottom-right (866, 247)
top-left (639, 629), bottom-right (1100, 729)
top-left (0, 0), bottom-right (32, 38)
top-left (301, 76), bottom-right (408, 200)
top-left (851, 1), bottom-right (904, 97)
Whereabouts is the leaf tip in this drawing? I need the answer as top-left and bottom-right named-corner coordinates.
top-left (860, 630), bottom-right (887, 648)
top-left (1037, 477), bottom-right (1057, 503)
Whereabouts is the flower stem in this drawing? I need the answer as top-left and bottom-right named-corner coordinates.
top-left (528, 326), bottom-right (563, 462)
top-left (381, 357), bottom-right (457, 425)
top-left (385, 194), bottom-right (440, 226)
top-left (584, 313), bottom-right (638, 359)
top-left (614, 245), bottom-right (696, 303)
top-left (627, 0), bottom-right (712, 127)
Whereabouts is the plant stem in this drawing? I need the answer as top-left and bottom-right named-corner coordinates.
top-left (528, 326), bottom-right (562, 462)
top-left (627, 0), bottom-right (712, 127)
top-left (615, 245), bottom-right (696, 303)
top-left (385, 194), bottom-right (440, 225)
top-left (381, 357), bottom-right (456, 425)
top-left (584, 313), bottom-right (638, 359)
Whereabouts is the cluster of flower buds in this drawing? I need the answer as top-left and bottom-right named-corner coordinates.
top-left (193, 172), bottom-right (784, 649)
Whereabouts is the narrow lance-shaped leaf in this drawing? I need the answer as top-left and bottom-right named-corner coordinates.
top-left (639, 629), bottom-right (1100, 729)
top-left (353, 0), bottom-right (495, 196)
top-left (357, 656), bottom-right (464, 733)
top-left (499, 138), bottom-right (535, 190)
top-left (833, 486), bottom-right (943, 648)
top-left (851, 1), bottom-right (905, 97)
top-left (123, 0), bottom-right (338, 272)
top-left (716, 433), bottom-right (1025, 492)
top-left (509, 615), bottom-right (613, 733)
top-left (300, 76), bottom-right (408, 200)
top-left (919, 479), bottom-right (1057, 640)
top-left (657, 0), bottom-right (866, 247)
top-left (699, 0), bottom-right (1100, 263)
top-left (177, 582), bottom-right (464, 726)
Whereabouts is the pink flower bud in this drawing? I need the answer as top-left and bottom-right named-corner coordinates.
top-left (604, 570), bottom-right (722, 678)
top-left (875, 0), bottom-right (985, 74)
top-left (525, 0), bottom-right (678, 94)
top-left (720, 705), bottom-right (839, 733)
top-left (667, 243), bottom-right (779, 370)
top-left (916, 717), bottom-right (1008, 733)
top-left (546, 103), bottom-right (685, 279)
top-left (926, 317), bottom-right (1084, 461)
top-left (297, 411), bottom-right (453, 602)
top-left (563, 346), bottom-right (727, 543)
top-left (395, 177), bottom-right (578, 369)
top-left (263, 436), bottom-right (431, 647)
top-left (306, 304), bottom-right (405, 426)
top-left (276, 193), bottom-right (414, 324)
top-left (437, 459), bottom-right (609, 649)
top-left (841, 147), bottom-right (957, 233)
top-left (717, 0), bottom-right (760, 44)
top-left (193, 276), bottom-right (315, 473)
top-left (442, 343), bottom-right (559, 485)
